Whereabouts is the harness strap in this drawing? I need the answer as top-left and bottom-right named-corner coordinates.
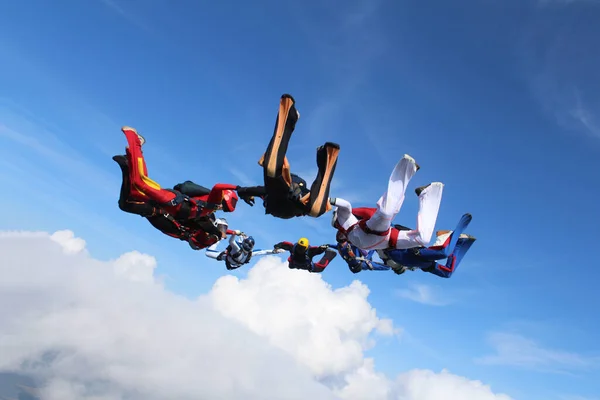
top-left (358, 219), bottom-right (390, 236)
top-left (389, 228), bottom-right (399, 248)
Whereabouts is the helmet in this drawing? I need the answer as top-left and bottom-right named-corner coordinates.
top-left (214, 218), bottom-right (228, 237)
top-left (336, 231), bottom-right (347, 243)
top-left (297, 237), bottom-right (309, 248)
top-left (242, 236), bottom-right (255, 252)
top-left (221, 190), bottom-right (238, 212)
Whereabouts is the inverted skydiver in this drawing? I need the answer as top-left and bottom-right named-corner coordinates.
top-left (235, 94), bottom-right (341, 219)
top-left (119, 126), bottom-right (255, 222)
top-left (273, 238), bottom-right (337, 273)
top-left (205, 231), bottom-right (284, 270)
top-left (112, 153), bottom-right (234, 250)
top-left (330, 154), bottom-right (444, 251)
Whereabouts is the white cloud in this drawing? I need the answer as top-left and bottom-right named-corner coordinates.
top-left (395, 284), bottom-right (452, 306)
top-left (392, 369), bottom-right (514, 400)
top-left (476, 332), bottom-right (599, 373)
top-left (0, 229), bottom-right (514, 400)
top-left (49, 230), bottom-right (87, 255)
top-left (208, 260), bottom-right (396, 378)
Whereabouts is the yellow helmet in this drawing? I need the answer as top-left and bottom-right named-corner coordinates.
top-left (297, 237), bottom-right (309, 248)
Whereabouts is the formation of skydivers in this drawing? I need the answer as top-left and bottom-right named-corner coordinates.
top-left (114, 94), bottom-right (476, 279)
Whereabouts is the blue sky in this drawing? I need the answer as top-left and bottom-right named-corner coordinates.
top-left (0, 0), bottom-right (599, 399)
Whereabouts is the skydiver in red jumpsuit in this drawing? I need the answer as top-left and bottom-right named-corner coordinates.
top-left (112, 127), bottom-right (253, 249)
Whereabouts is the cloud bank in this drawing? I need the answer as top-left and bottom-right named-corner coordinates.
top-left (0, 229), bottom-right (512, 399)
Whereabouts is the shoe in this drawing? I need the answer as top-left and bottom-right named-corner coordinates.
top-left (112, 155), bottom-right (128, 166)
top-left (415, 184), bottom-right (430, 197)
top-left (403, 154), bottom-right (420, 171)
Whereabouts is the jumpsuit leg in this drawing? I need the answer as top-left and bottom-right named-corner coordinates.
top-left (304, 142), bottom-right (340, 217)
top-left (260, 94), bottom-right (299, 185)
top-left (122, 127), bottom-right (177, 205)
top-left (112, 155), bottom-right (157, 216)
top-left (365, 154), bottom-right (419, 232)
top-left (392, 182), bottom-right (444, 249)
top-left (332, 198), bottom-right (359, 230)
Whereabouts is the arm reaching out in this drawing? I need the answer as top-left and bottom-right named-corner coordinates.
top-left (273, 241), bottom-right (294, 251)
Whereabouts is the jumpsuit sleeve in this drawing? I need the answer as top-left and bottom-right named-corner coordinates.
top-left (229, 234), bottom-right (241, 253)
top-left (274, 241), bottom-right (293, 251)
top-left (200, 183), bottom-right (240, 216)
top-left (308, 246), bottom-right (326, 258)
top-left (236, 185), bottom-right (267, 197)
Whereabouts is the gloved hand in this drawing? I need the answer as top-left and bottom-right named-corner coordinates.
top-left (241, 195), bottom-right (255, 206)
top-left (236, 187), bottom-right (256, 206)
top-left (320, 245), bottom-right (328, 250)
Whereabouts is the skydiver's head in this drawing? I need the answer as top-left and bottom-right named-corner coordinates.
top-left (242, 236), bottom-right (255, 252)
top-left (221, 190), bottom-right (239, 212)
top-left (294, 237), bottom-right (309, 255)
top-left (215, 217), bottom-right (228, 238)
top-left (336, 231), bottom-right (348, 243)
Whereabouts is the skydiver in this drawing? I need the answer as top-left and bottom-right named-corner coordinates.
top-left (205, 231), bottom-right (284, 270)
top-left (235, 94), bottom-right (341, 219)
top-left (327, 232), bottom-right (390, 274)
top-left (330, 154), bottom-right (444, 251)
top-left (112, 153), bottom-right (234, 250)
top-left (120, 126), bottom-right (255, 222)
top-left (377, 213), bottom-right (476, 278)
top-left (273, 238), bottom-right (337, 273)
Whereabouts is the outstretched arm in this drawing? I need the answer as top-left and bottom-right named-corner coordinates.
top-left (273, 241), bottom-right (294, 251)
top-left (199, 183), bottom-right (240, 216)
top-left (252, 248), bottom-right (285, 256)
top-left (205, 240), bottom-right (223, 259)
top-left (229, 233), bottom-right (242, 254)
top-left (308, 245), bottom-right (327, 258)
top-left (235, 185), bottom-right (266, 206)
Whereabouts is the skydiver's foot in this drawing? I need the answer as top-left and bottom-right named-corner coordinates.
top-left (323, 142), bottom-right (340, 150)
top-left (112, 155), bottom-right (128, 167)
top-left (415, 182), bottom-right (443, 197)
top-left (281, 93), bottom-right (296, 103)
top-left (391, 265), bottom-right (407, 275)
top-left (403, 154), bottom-right (420, 171)
top-left (415, 184), bottom-right (430, 197)
top-left (122, 126), bottom-right (146, 146)
top-left (459, 234), bottom-right (477, 240)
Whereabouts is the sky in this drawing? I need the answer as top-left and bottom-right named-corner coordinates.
top-left (0, 0), bottom-right (599, 399)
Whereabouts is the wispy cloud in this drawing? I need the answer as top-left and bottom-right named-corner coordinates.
top-left (518, 2), bottom-right (600, 140)
top-left (284, 0), bottom-right (389, 145)
top-left (395, 283), bottom-right (452, 306)
top-left (98, 0), bottom-right (154, 33)
top-left (228, 167), bottom-right (257, 186)
top-left (476, 332), bottom-right (600, 374)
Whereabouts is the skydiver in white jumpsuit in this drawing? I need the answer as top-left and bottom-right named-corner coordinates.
top-left (330, 154), bottom-right (444, 251)
top-left (206, 231), bottom-right (283, 270)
